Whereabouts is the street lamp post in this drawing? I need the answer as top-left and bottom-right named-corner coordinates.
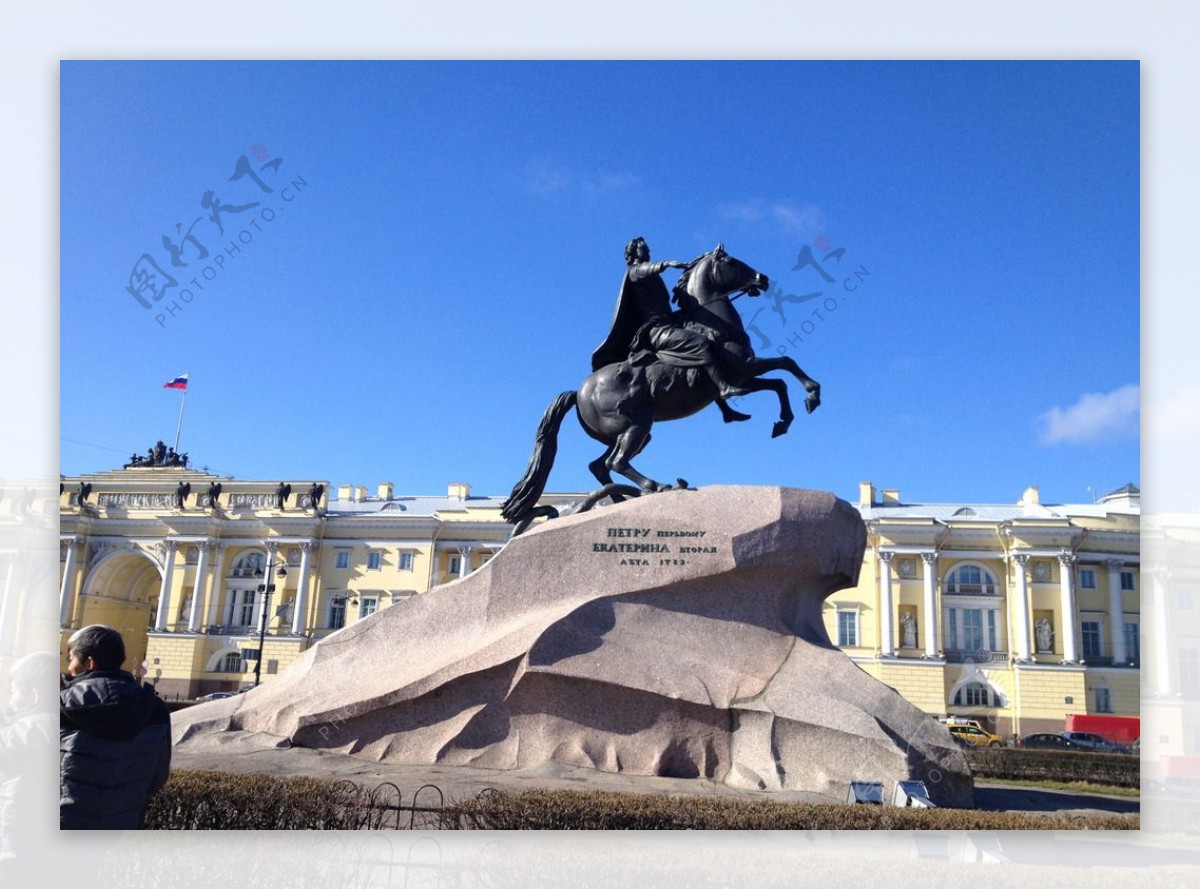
top-left (252, 558), bottom-right (287, 687)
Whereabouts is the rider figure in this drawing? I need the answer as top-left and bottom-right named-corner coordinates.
top-left (592, 237), bottom-right (750, 422)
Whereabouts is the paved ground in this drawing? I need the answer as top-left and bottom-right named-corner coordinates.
top-left (172, 730), bottom-right (1138, 815)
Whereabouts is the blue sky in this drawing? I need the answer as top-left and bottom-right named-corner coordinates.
top-left (60, 60), bottom-right (1140, 506)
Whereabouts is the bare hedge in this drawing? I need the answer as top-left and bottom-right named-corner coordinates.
top-left (964, 748), bottom-right (1139, 788)
top-left (145, 770), bottom-right (452, 830)
top-left (446, 788), bottom-right (1137, 830)
top-left (145, 771), bottom-right (1137, 830)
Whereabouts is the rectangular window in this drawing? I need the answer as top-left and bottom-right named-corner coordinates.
top-left (397, 551), bottom-right (414, 571)
top-left (1095, 687), bottom-right (1113, 713)
top-left (986, 610), bottom-right (998, 653)
top-left (1180, 649), bottom-right (1200, 696)
top-left (359, 597), bottom-right (379, 619)
top-left (329, 599), bottom-right (346, 629)
top-left (1081, 621), bottom-right (1103, 659)
top-left (449, 555), bottom-right (461, 575)
top-left (837, 610), bottom-right (858, 647)
top-left (1120, 571), bottom-right (1136, 591)
top-left (1124, 622), bottom-right (1140, 662)
top-left (367, 551), bottom-right (382, 570)
top-left (965, 683), bottom-right (989, 707)
top-left (946, 608), bottom-right (957, 650)
top-left (962, 609), bottom-right (983, 653)
top-left (237, 591), bottom-right (256, 626)
top-left (334, 550), bottom-right (350, 569)
top-left (1079, 568), bottom-right (1097, 589)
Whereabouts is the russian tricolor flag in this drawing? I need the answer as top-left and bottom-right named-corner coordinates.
top-left (163, 374), bottom-right (189, 391)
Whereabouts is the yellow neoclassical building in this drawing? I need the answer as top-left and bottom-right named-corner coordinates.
top-left (822, 482), bottom-right (1141, 738)
top-left (57, 468), bottom-right (576, 699)
top-left (57, 468), bottom-right (1140, 737)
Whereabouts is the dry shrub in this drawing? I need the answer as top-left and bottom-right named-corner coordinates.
top-left (447, 788), bottom-right (1139, 831)
top-left (145, 770), bottom-right (371, 829)
top-left (145, 771), bottom-right (1138, 831)
top-left (964, 748), bottom-right (1139, 788)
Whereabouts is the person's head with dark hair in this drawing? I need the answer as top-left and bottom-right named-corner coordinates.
top-left (7, 651), bottom-right (58, 711)
top-left (66, 625), bottom-right (126, 675)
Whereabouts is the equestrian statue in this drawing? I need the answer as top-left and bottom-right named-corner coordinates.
top-left (501, 238), bottom-right (821, 534)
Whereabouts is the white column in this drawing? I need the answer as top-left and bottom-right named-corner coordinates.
top-left (252, 585), bottom-right (266, 633)
top-left (1058, 551), bottom-right (1078, 663)
top-left (59, 536), bottom-right (80, 626)
top-left (1106, 559), bottom-right (1127, 664)
top-left (188, 541), bottom-right (211, 632)
top-left (0, 555), bottom-right (20, 661)
top-left (154, 540), bottom-right (178, 629)
top-left (291, 542), bottom-right (313, 635)
top-left (205, 544), bottom-right (227, 629)
top-left (1152, 568), bottom-right (1172, 695)
top-left (878, 551), bottom-right (895, 656)
top-left (458, 546), bottom-right (472, 578)
top-left (921, 552), bottom-right (939, 657)
top-left (1011, 554), bottom-right (1032, 661)
top-left (254, 543), bottom-right (277, 632)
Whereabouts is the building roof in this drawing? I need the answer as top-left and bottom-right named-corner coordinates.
top-left (860, 501), bottom-right (1138, 521)
top-left (324, 495), bottom-right (509, 518)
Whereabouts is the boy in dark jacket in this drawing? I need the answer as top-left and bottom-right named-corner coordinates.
top-left (59, 625), bottom-right (171, 829)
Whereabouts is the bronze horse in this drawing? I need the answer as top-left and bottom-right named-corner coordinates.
top-left (502, 245), bottom-right (820, 532)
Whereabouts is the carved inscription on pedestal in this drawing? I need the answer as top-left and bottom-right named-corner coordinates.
top-left (591, 526), bottom-right (720, 566)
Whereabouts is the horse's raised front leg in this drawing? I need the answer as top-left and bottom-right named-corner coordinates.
top-left (735, 376), bottom-right (794, 438)
top-left (746, 356), bottom-right (820, 414)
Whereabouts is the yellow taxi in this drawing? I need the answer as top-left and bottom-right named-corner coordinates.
top-left (946, 724), bottom-right (1006, 748)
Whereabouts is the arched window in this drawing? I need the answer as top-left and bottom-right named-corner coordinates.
top-left (230, 550), bottom-right (265, 579)
top-left (944, 563), bottom-right (998, 595)
top-left (220, 651), bottom-right (244, 673)
top-left (958, 682), bottom-right (990, 707)
top-left (944, 562), bottom-right (1006, 655)
top-left (949, 678), bottom-right (1008, 708)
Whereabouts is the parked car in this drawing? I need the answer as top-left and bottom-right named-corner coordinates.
top-left (1060, 731), bottom-right (1130, 753)
top-left (1017, 732), bottom-right (1085, 751)
top-left (947, 724), bottom-right (1005, 748)
top-left (940, 717), bottom-right (988, 733)
top-left (195, 691), bottom-right (235, 702)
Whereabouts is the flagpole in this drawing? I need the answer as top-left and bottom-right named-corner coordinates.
top-left (173, 373), bottom-right (188, 453)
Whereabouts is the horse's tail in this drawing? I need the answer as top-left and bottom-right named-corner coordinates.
top-left (500, 390), bottom-right (578, 526)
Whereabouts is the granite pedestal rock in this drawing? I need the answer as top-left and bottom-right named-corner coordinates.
top-left (173, 486), bottom-right (973, 806)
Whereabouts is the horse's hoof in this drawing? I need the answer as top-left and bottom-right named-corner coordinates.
top-left (805, 394), bottom-right (820, 414)
top-left (675, 478), bottom-right (689, 490)
top-left (772, 421), bottom-right (791, 438)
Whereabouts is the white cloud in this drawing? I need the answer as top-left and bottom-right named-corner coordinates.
top-left (524, 158), bottom-right (639, 196)
top-left (719, 198), bottom-right (823, 238)
top-left (1039, 384), bottom-right (1140, 445)
top-left (525, 158), bottom-right (571, 195)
